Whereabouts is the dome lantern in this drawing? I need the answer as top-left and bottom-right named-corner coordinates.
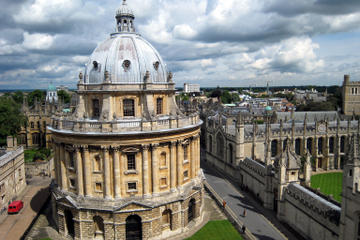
top-left (116, 0), bottom-right (135, 33)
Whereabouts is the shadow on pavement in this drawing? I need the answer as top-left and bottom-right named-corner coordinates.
top-left (30, 187), bottom-right (49, 212)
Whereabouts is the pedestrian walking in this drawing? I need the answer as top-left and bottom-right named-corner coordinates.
top-left (222, 200), bottom-right (226, 209)
top-left (242, 225), bottom-right (246, 233)
top-left (243, 208), bottom-right (246, 217)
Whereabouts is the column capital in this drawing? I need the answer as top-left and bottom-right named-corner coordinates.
top-left (73, 145), bottom-right (81, 151)
top-left (142, 144), bottom-right (150, 150)
top-left (112, 146), bottom-right (121, 152)
top-left (151, 143), bottom-right (160, 149)
top-left (101, 146), bottom-right (110, 152)
top-left (80, 145), bottom-right (89, 150)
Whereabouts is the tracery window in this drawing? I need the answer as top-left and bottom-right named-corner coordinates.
top-left (340, 136), bottom-right (346, 153)
top-left (329, 137), bottom-right (334, 154)
top-left (228, 144), bottom-right (233, 164)
top-left (123, 99), bottom-right (135, 117)
top-left (271, 140), bottom-right (278, 157)
top-left (216, 133), bottom-right (224, 157)
top-left (318, 137), bottom-right (323, 155)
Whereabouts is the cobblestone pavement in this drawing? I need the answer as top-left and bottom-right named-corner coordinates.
top-left (0, 176), bottom-right (51, 240)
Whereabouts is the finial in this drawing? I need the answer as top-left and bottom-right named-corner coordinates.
top-left (123, 0), bottom-right (127, 5)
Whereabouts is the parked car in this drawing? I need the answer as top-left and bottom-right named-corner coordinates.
top-left (8, 200), bottom-right (24, 214)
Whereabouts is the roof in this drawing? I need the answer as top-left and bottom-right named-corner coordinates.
top-left (276, 111), bottom-right (339, 123)
top-left (48, 84), bottom-right (56, 91)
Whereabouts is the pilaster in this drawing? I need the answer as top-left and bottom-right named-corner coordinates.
top-left (113, 147), bottom-right (121, 199)
top-left (75, 146), bottom-right (84, 196)
top-left (151, 143), bottom-right (159, 195)
top-left (102, 146), bottom-right (111, 199)
top-left (170, 141), bottom-right (177, 191)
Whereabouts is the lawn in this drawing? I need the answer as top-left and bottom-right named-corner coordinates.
top-left (186, 220), bottom-right (243, 240)
top-left (310, 172), bottom-right (343, 202)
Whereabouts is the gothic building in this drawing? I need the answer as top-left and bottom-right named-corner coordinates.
top-left (49, 1), bottom-right (203, 239)
top-left (202, 105), bottom-right (360, 240)
top-left (342, 74), bottom-right (360, 116)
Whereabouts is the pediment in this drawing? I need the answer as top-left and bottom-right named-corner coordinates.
top-left (114, 201), bottom-right (152, 212)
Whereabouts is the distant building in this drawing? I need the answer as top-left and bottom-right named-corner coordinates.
top-left (0, 137), bottom-right (26, 214)
top-left (184, 83), bottom-right (200, 93)
top-left (342, 74), bottom-right (360, 116)
top-left (46, 84), bottom-right (58, 103)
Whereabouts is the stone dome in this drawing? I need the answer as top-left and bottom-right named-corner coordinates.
top-left (116, 0), bottom-right (134, 17)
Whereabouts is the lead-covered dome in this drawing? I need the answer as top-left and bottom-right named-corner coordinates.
top-left (83, 0), bottom-right (168, 84)
top-left (84, 34), bottom-right (168, 84)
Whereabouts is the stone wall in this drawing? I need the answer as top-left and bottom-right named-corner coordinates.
top-left (280, 183), bottom-right (340, 240)
top-left (25, 157), bottom-right (54, 177)
top-left (239, 158), bottom-right (266, 202)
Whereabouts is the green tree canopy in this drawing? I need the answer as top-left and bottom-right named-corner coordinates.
top-left (57, 90), bottom-right (71, 104)
top-left (27, 90), bottom-right (46, 106)
top-left (12, 91), bottom-right (24, 104)
top-left (0, 96), bottom-right (27, 140)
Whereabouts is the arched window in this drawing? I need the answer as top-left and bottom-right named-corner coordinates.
top-left (216, 133), bottom-right (224, 157)
top-left (307, 138), bottom-right (313, 154)
top-left (162, 209), bottom-right (172, 230)
top-left (283, 139), bottom-right (287, 151)
top-left (64, 210), bottom-right (75, 237)
top-left (188, 198), bottom-right (195, 223)
top-left (94, 155), bottom-right (101, 172)
top-left (228, 144), bottom-right (233, 164)
top-left (271, 140), bottom-right (278, 157)
top-left (209, 136), bottom-right (213, 153)
top-left (126, 215), bottom-right (142, 240)
top-left (32, 133), bottom-right (40, 145)
top-left (329, 137), bottom-right (334, 154)
top-left (160, 152), bottom-right (166, 167)
top-left (93, 216), bottom-right (104, 239)
top-left (340, 136), bottom-right (346, 153)
top-left (295, 138), bottom-right (301, 155)
top-left (318, 137), bottom-right (323, 155)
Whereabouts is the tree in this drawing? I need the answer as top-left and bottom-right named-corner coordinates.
top-left (12, 91), bottom-right (24, 104)
top-left (27, 90), bottom-right (46, 106)
top-left (57, 90), bottom-right (71, 104)
top-left (0, 96), bottom-right (27, 142)
top-left (231, 93), bottom-right (240, 102)
top-left (221, 90), bottom-right (232, 104)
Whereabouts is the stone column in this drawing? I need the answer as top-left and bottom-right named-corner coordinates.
top-left (196, 135), bottom-right (200, 175)
top-left (103, 146), bottom-right (111, 199)
top-left (177, 141), bottom-right (183, 187)
top-left (170, 141), bottom-right (177, 191)
top-left (113, 147), bottom-right (121, 199)
top-left (75, 146), bottom-right (84, 196)
top-left (82, 146), bottom-right (92, 197)
top-left (142, 145), bottom-right (150, 196)
top-left (59, 144), bottom-right (67, 190)
top-left (191, 138), bottom-right (196, 178)
top-left (151, 144), bottom-right (159, 195)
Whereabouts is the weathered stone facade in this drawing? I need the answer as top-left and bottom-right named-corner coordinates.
top-left (49, 2), bottom-right (204, 239)
top-left (342, 74), bottom-right (360, 116)
top-left (0, 137), bottom-right (27, 213)
top-left (202, 105), bottom-right (360, 240)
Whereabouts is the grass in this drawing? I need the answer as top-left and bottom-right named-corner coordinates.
top-left (310, 172), bottom-right (343, 202)
top-left (186, 220), bottom-right (243, 240)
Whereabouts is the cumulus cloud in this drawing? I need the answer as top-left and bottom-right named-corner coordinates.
top-left (22, 32), bottom-right (54, 50)
top-left (0, 0), bottom-right (360, 89)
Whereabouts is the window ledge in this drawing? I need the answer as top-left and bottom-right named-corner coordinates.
top-left (127, 189), bottom-right (138, 193)
top-left (125, 170), bottom-right (138, 175)
top-left (160, 185), bottom-right (167, 189)
top-left (159, 166), bottom-right (168, 170)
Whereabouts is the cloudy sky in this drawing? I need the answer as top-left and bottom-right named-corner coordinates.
top-left (1, 0), bottom-right (360, 89)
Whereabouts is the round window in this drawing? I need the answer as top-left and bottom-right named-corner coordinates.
top-left (123, 60), bottom-right (131, 71)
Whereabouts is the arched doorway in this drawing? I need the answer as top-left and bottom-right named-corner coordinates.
top-left (162, 209), bottom-right (172, 231)
top-left (188, 198), bottom-right (195, 223)
top-left (126, 215), bottom-right (142, 240)
top-left (93, 216), bottom-right (104, 240)
top-left (64, 210), bottom-right (75, 237)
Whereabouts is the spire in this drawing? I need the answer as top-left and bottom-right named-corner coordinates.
top-left (115, 0), bottom-right (136, 33)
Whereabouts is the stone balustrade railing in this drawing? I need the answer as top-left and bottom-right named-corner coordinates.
top-left (50, 114), bottom-right (200, 133)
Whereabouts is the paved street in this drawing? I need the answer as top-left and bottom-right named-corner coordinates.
top-left (202, 160), bottom-right (287, 240)
top-left (0, 177), bottom-right (51, 240)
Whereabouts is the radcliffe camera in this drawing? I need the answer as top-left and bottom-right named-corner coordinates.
top-left (0, 1), bottom-right (359, 240)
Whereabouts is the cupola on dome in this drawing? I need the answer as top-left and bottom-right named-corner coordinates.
top-left (84, 0), bottom-right (168, 84)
